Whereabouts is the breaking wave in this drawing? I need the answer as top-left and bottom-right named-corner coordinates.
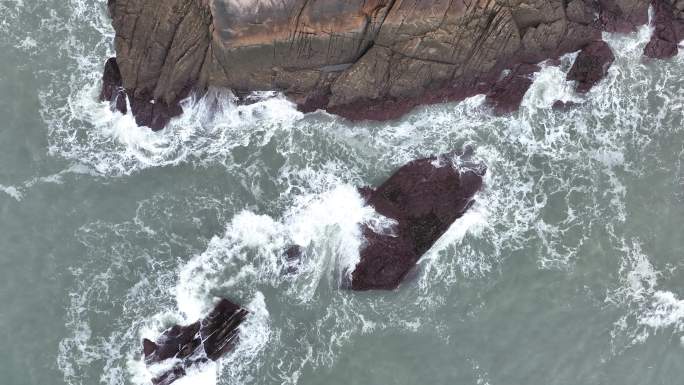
top-left (4, 0), bottom-right (679, 383)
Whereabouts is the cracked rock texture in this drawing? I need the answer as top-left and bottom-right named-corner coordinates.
top-left (351, 150), bottom-right (486, 290)
top-left (142, 298), bottom-right (248, 385)
top-left (104, 0), bottom-right (680, 129)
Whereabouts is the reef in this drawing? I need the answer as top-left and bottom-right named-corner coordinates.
top-left (101, 0), bottom-right (683, 130)
top-left (142, 298), bottom-right (248, 385)
top-left (351, 150), bottom-right (486, 290)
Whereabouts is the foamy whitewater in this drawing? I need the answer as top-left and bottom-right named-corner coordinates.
top-left (0, 1), bottom-right (683, 385)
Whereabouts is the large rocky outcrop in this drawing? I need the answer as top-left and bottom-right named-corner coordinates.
top-left (351, 150), bottom-right (486, 290)
top-left (142, 298), bottom-right (248, 385)
top-left (103, 0), bottom-right (681, 129)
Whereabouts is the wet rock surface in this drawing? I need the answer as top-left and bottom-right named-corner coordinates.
top-left (142, 298), bottom-right (248, 385)
top-left (566, 41), bottom-right (616, 93)
top-left (485, 64), bottom-right (541, 115)
top-left (99, 57), bottom-right (127, 114)
top-left (128, 96), bottom-right (185, 132)
top-left (351, 150), bottom-right (486, 290)
top-left (599, 0), bottom-right (650, 33)
top-left (103, 0), bottom-right (675, 129)
top-left (644, 0), bottom-right (684, 59)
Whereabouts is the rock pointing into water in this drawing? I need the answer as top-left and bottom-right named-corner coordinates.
top-left (142, 298), bottom-right (248, 385)
top-left (566, 40), bottom-right (616, 93)
top-left (350, 150), bottom-right (486, 290)
top-left (485, 64), bottom-right (541, 115)
top-left (99, 57), bottom-right (127, 114)
top-left (102, 0), bottom-right (678, 130)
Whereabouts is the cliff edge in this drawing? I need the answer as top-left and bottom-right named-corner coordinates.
top-left (103, 0), bottom-right (684, 130)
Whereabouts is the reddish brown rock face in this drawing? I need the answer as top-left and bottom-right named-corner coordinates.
top-left (104, 0), bottom-right (677, 129)
top-left (351, 152), bottom-right (486, 290)
top-left (566, 41), bottom-right (616, 93)
top-left (142, 299), bottom-right (248, 385)
top-left (644, 0), bottom-right (684, 59)
top-left (599, 0), bottom-right (650, 33)
top-left (485, 64), bottom-right (541, 115)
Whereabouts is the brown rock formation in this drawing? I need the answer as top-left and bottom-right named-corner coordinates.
top-left (485, 63), bottom-right (541, 115)
top-left (142, 298), bottom-right (248, 385)
top-left (350, 150), bottom-right (486, 290)
top-left (566, 41), bottom-right (616, 93)
top-left (644, 0), bottom-right (684, 58)
top-left (104, 0), bottom-right (678, 129)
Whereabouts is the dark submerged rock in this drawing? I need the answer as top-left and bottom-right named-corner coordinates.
top-left (350, 151), bottom-right (486, 291)
top-left (567, 41), bottom-right (616, 93)
top-left (552, 100), bottom-right (579, 110)
top-left (282, 245), bottom-right (304, 275)
top-left (143, 298), bottom-right (248, 385)
top-left (485, 64), bottom-right (541, 115)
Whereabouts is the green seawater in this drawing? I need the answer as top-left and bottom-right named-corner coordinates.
top-left (0, 1), bottom-right (683, 385)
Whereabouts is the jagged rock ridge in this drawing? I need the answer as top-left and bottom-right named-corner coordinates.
top-left (142, 298), bottom-right (248, 385)
top-left (103, 0), bottom-right (682, 129)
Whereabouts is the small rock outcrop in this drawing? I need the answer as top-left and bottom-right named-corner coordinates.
top-left (566, 41), bottom-right (616, 93)
top-left (142, 299), bottom-right (248, 385)
top-left (99, 57), bottom-right (127, 114)
top-left (350, 150), bottom-right (486, 290)
top-left (485, 64), bottom-right (541, 115)
top-left (102, 0), bottom-right (673, 130)
top-left (644, 0), bottom-right (684, 58)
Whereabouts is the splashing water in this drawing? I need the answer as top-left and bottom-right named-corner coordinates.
top-left (0, 1), bottom-right (683, 385)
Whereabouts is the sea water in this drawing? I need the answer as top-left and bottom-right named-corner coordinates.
top-left (0, 1), bottom-right (683, 385)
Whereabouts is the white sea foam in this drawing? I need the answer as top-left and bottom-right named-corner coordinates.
top-left (175, 179), bottom-right (392, 316)
top-left (0, 163), bottom-right (100, 202)
top-left (48, 82), bottom-right (304, 176)
top-left (173, 363), bottom-right (219, 385)
top-left (176, 211), bottom-right (283, 321)
top-left (0, 184), bottom-right (23, 201)
top-left (44, 0), bottom-right (684, 382)
top-left (521, 53), bottom-right (580, 111)
top-left (609, 241), bottom-right (684, 349)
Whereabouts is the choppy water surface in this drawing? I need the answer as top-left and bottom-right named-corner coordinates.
top-left (1, 1), bottom-right (683, 385)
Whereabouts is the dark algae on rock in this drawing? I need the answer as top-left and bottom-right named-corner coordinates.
top-left (102, 0), bottom-right (684, 130)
